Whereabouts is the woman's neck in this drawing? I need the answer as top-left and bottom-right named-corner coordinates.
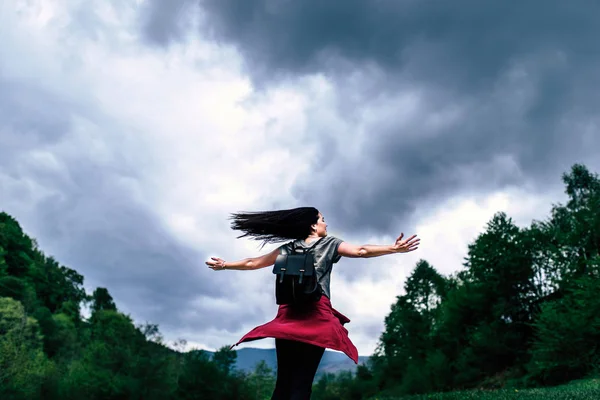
top-left (304, 234), bottom-right (319, 243)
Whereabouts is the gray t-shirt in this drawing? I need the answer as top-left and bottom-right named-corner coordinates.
top-left (278, 235), bottom-right (344, 299)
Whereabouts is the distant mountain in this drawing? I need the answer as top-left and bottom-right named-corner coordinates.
top-left (207, 347), bottom-right (370, 377)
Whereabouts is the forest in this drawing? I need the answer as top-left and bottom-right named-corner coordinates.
top-left (1, 164), bottom-right (599, 399)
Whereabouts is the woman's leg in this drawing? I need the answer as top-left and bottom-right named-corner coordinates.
top-left (271, 339), bottom-right (294, 400)
top-left (288, 341), bottom-right (325, 400)
top-left (271, 339), bottom-right (325, 400)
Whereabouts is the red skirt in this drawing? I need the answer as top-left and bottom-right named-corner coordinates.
top-left (231, 296), bottom-right (359, 364)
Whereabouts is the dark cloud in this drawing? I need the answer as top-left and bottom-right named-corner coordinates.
top-left (139, 0), bottom-right (199, 47)
top-left (141, 0), bottom-right (600, 234)
top-left (302, 66), bottom-right (600, 235)
top-left (0, 79), bottom-right (71, 159)
top-left (143, 0), bottom-right (600, 86)
top-left (0, 76), bottom-right (253, 334)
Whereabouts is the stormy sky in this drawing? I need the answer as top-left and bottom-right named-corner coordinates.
top-left (1, 0), bottom-right (599, 355)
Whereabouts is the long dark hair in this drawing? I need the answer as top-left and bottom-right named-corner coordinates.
top-left (229, 207), bottom-right (319, 246)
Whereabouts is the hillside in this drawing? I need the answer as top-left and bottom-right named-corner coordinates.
top-left (207, 347), bottom-right (370, 376)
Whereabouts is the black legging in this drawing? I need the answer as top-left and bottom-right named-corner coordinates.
top-left (271, 339), bottom-right (325, 400)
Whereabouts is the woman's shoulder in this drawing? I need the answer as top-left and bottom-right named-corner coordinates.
top-left (315, 235), bottom-right (343, 253)
top-left (321, 235), bottom-right (343, 245)
top-left (309, 236), bottom-right (342, 248)
top-left (279, 236), bottom-right (342, 252)
top-left (318, 235), bottom-right (344, 263)
top-left (278, 239), bottom-right (299, 253)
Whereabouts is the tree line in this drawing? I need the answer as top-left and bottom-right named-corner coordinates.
top-left (311, 164), bottom-right (600, 399)
top-left (0, 211), bottom-right (275, 399)
top-left (2, 163), bottom-right (599, 399)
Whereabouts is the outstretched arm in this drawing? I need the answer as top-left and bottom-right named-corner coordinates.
top-left (337, 233), bottom-right (420, 258)
top-left (206, 248), bottom-right (280, 271)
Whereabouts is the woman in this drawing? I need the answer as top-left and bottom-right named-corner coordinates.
top-left (206, 207), bottom-right (419, 400)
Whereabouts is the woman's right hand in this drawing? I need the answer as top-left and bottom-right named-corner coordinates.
top-left (206, 257), bottom-right (227, 270)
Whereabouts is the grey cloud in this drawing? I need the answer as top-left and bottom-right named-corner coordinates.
top-left (138, 0), bottom-right (600, 234)
top-left (303, 78), bottom-right (600, 235)
top-left (0, 79), bottom-right (71, 157)
top-left (142, 1), bottom-right (600, 87)
top-left (139, 0), bottom-right (199, 47)
top-left (300, 59), bottom-right (600, 234)
top-left (0, 77), bottom-right (249, 335)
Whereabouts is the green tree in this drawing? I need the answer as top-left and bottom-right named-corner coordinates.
top-left (0, 275), bottom-right (37, 310)
top-left (525, 164), bottom-right (600, 385)
top-left (213, 345), bottom-right (238, 375)
top-left (527, 276), bottom-right (600, 385)
top-left (0, 213), bottom-right (35, 279)
top-left (90, 287), bottom-right (117, 314)
top-left (530, 164), bottom-right (600, 290)
top-left (246, 360), bottom-right (275, 400)
top-left (0, 245), bottom-right (7, 277)
top-left (135, 323), bottom-right (179, 400)
top-left (177, 349), bottom-right (223, 400)
top-left (433, 213), bottom-right (537, 387)
top-left (375, 260), bottom-right (447, 394)
top-left (0, 297), bottom-right (49, 399)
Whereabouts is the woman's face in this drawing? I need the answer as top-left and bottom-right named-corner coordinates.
top-left (314, 213), bottom-right (328, 237)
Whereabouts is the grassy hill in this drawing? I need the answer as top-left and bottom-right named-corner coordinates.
top-left (369, 378), bottom-right (600, 400)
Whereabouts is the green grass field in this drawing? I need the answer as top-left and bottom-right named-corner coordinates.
top-left (371, 378), bottom-right (600, 400)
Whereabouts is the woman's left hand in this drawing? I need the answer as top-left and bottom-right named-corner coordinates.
top-left (206, 257), bottom-right (227, 270)
top-left (393, 233), bottom-right (420, 253)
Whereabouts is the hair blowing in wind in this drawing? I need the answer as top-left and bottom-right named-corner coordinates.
top-left (229, 207), bottom-right (320, 246)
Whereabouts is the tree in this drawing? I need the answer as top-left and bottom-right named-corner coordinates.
top-left (0, 211), bottom-right (255, 399)
top-left (527, 275), bottom-right (600, 385)
top-left (247, 360), bottom-right (275, 400)
top-left (0, 213), bottom-right (35, 279)
top-left (0, 297), bottom-right (49, 399)
top-left (213, 345), bottom-right (238, 375)
top-left (531, 164), bottom-right (600, 290)
top-left (440, 213), bottom-right (537, 386)
top-left (90, 287), bottom-right (117, 314)
top-left (177, 349), bottom-right (227, 400)
top-left (375, 260), bottom-right (447, 394)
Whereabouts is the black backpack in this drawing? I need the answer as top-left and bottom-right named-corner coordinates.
top-left (272, 238), bottom-right (323, 306)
